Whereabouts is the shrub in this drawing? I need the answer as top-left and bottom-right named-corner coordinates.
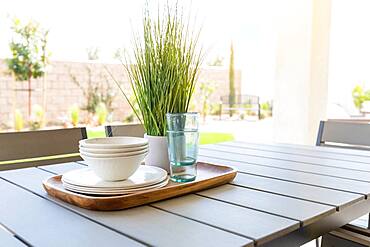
top-left (29, 105), bottom-right (45, 130)
top-left (124, 114), bottom-right (134, 123)
top-left (210, 103), bottom-right (221, 116)
top-left (70, 66), bottom-right (116, 122)
top-left (198, 81), bottom-right (215, 122)
top-left (14, 109), bottom-right (24, 131)
top-left (261, 101), bottom-right (272, 111)
top-left (122, 95), bottom-right (140, 123)
top-left (95, 102), bottom-right (108, 126)
top-left (246, 110), bottom-right (257, 116)
top-left (69, 105), bottom-right (80, 127)
top-left (352, 85), bottom-right (370, 110)
top-left (260, 101), bottom-right (273, 119)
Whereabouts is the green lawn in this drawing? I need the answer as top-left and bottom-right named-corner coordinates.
top-left (87, 129), bottom-right (234, 145)
top-left (199, 132), bottom-right (234, 145)
top-left (87, 129), bottom-right (106, 138)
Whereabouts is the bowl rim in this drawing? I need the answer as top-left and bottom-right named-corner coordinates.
top-left (79, 144), bottom-right (148, 152)
top-left (79, 137), bottom-right (148, 149)
top-left (79, 149), bottom-right (148, 158)
top-left (80, 151), bottom-right (148, 160)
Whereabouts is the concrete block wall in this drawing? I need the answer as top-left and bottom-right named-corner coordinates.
top-left (0, 59), bottom-right (241, 128)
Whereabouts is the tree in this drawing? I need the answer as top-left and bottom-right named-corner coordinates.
top-left (86, 47), bottom-right (99, 60)
top-left (113, 48), bottom-right (124, 61)
top-left (207, 56), bottom-right (224, 66)
top-left (6, 18), bottom-right (50, 117)
top-left (229, 42), bottom-right (236, 117)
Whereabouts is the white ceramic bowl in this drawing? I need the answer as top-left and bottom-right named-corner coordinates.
top-left (79, 137), bottom-right (148, 149)
top-left (79, 144), bottom-right (148, 154)
top-left (79, 149), bottom-right (148, 158)
top-left (80, 152), bottom-right (148, 181)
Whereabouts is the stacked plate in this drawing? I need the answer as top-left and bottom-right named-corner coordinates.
top-left (62, 165), bottom-right (168, 195)
top-left (79, 137), bottom-right (149, 181)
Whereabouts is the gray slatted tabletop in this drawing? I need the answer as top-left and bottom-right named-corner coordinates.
top-left (0, 225), bottom-right (25, 247)
top-left (1, 141), bottom-right (370, 247)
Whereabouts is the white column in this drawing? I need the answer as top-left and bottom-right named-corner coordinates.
top-left (273, 0), bottom-right (331, 144)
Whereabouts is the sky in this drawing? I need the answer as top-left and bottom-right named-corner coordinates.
top-left (0, 0), bottom-right (278, 99)
top-left (2, 0), bottom-right (369, 107)
top-left (0, 0), bottom-right (276, 62)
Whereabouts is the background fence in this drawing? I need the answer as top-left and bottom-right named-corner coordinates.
top-left (0, 60), bottom-right (241, 129)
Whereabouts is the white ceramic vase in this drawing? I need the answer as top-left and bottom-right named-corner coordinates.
top-left (144, 134), bottom-right (170, 173)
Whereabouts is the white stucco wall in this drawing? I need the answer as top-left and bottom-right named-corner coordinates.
top-left (273, 0), bottom-right (331, 144)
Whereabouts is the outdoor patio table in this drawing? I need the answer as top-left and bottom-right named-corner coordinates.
top-left (1, 141), bottom-right (370, 247)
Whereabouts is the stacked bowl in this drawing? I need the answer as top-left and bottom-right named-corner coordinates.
top-left (79, 137), bottom-right (149, 181)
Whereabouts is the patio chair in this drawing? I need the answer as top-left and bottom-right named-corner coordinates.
top-left (0, 127), bottom-right (87, 171)
top-left (105, 124), bottom-right (145, 137)
top-left (321, 228), bottom-right (370, 247)
top-left (316, 120), bottom-right (370, 150)
top-left (316, 120), bottom-right (370, 246)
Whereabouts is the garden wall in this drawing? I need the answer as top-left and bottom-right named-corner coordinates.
top-left (0, 59), bottom-right (241, 129)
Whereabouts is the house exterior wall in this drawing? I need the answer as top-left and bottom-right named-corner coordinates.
top-left (273, 0), bottom-right (331, 144)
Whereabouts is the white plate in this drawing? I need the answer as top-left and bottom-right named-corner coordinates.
top-left (79, 144), bottom-right (148, 154)
top-left (63, 176), bottom-right (168, 192)
top-left (79, 148), bottom-right (148, 158)
top-left (79, 137), bottom-right (148, 149)
top-left (63, 177), bottom-right (169, 195)
top-left (62, 166), bottom-right (167, 189)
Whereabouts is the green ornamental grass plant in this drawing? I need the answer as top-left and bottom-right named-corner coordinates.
top-left (113, 4), bottom-right (203, 136)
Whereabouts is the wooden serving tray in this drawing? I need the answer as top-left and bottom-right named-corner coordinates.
top-left (43, 162), bottom-right (237, 211)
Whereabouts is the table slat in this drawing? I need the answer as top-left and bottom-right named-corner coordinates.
top-left (0, 226), bottom-right (26, 247)
top-left (277, 142), bottom-right (370, 157)
top-left (232, 173), bottom-right (364, 209)
top-left (197, 184), bottom-right (335, 226)
top-left (200, 147), bottom-right (370, 183)
top-left (152, 194), bottom-right (299, 246)
top-left (0, 167), bottom-right (253, 247)
top-left (0, 177), bottom-right (143, 247)
top-left (44, 162), bottom-right (306, 244)
top-left (224, 141), bottom-right (370, 164)
top-left (39, 162), bottom-right (85, 174)
top-left (202, 144), bottom-right (370, 173)
top-left (43, 161), bottom-right (346, 224)
top-left (198, 155), bottom-right (370, 196)
top-left (4, 138), bottom-right (370, 247)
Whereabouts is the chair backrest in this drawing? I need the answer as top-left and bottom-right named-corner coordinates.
top-left (105, 124), bottom-right (145, 137)
top-left (316, 120), bottom-right (370, 149)
top-left (0, 127), bottom-right (87, 171)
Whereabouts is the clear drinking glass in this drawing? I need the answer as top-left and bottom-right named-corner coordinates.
top-left (166, 112), bottom-right (199, 182)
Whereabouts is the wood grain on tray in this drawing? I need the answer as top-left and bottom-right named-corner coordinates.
top-left (43, 162), bottom-right (237, 211)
